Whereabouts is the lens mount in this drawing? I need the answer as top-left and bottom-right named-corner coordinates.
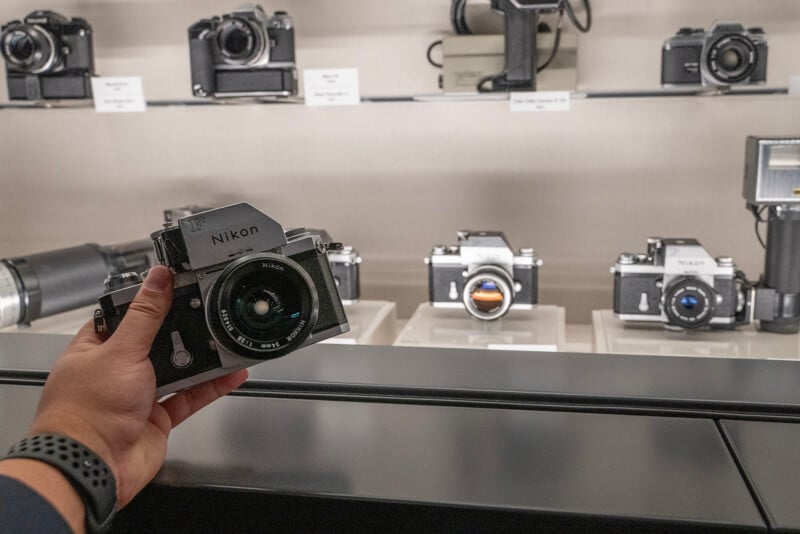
top-left (217, 17), bottom-right (266, 66)
top-left (663, 277), bottom-right (717, 329)
top-left (207, 253), bottom-right (319, 360)
top-left (1, 23), bottom-right (57, 74)
top-left (462, 266), bottom-right (515, 321)
top-left (705, 33), bottom-right (758, 85)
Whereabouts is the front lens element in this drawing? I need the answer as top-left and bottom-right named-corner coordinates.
top-left (208, 253), bottom-right (319, 360)
top-left (679, 295), bottom-right (699, 311)
top-left (8, 32), bottom-right (34, 61)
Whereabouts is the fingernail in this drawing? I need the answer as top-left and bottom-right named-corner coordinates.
top-left (143, 266), bottom-right (171, 292)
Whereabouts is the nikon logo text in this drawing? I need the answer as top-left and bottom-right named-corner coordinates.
top-left (211, 226), bottom-right (259, 246)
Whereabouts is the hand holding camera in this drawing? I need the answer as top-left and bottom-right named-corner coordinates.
top-left (95, 204), bottom-right (349, 397)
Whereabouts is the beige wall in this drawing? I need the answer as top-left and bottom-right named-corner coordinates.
top-left (1, 0), bottom-right (799, 322)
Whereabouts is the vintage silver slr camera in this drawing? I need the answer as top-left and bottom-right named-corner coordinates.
top-left (425, 231), bottom-right (541, 321)
top-left (661, 23), bottom-right (767, 88)
top-left (96, 204), bottom-right (349, 396)
top-left (612, 238), bottom-right (750, 330)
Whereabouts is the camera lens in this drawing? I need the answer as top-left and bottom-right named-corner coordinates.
top-left (1, 24), bottom-right (56, 73)
top-left (664, 277), bottom-right (716, 329)
top-left (705, 33), bottom-right (758, 85)
top-left (217, 18), bottom-right (262, 65)
top-left (462, 267), bottom-right (515, 321)
top-left (208, 253), bottom-right (319, 360)
top-left (8, 32), bottom-right (34, 61)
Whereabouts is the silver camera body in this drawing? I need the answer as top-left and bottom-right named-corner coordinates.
top-left (97, 204), bottom-right (349, 397)
top-left (425, 231), bottom-right (541, 321)
top-left (612, 238), bottom-right (748, 330)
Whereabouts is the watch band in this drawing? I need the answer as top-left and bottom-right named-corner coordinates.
top-left (5, 434), bottom-right (117, 534)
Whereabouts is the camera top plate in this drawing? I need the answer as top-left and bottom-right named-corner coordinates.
top-left (177, 203), bottom-right (288, 270)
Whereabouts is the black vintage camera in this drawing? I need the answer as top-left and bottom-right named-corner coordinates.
top-left (661, 23), bottom-right (767, 88)
top-left (612, 238), bottom-right (751, 330)
top-left (96, 204), bottom-right (349, 397)
top-left (1, 11), bottom-right (94, 100)
top-left (188, 5), bottom-right (296, 98)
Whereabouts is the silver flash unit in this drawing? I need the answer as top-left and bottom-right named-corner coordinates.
top-left (744, 137), bottom-right (800, 205)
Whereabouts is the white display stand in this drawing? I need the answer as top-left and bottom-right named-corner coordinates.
top-left (0, 301), bottom-right (399, 348)
top-left (322, 300), bottom-right (398, 346)
top-left (592, 309), bottom-right (800, 360)
top-left (394, 303), bottom-right (565, 351)
top-left (0, 307), bottom-right (93, 338)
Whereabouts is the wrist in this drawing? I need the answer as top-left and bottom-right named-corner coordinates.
top-left (0, 458), bottom-right (86, 534)
top-left (4, 434), bottom-right (117, 533)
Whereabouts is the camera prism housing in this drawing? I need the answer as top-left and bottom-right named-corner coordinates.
top-left (662, 23), bottom-right (767, 88)
top-left (426, 231), bottom-right (540, 321)
top-left (97, 204), bottom-right (349, 397)
top-left (613, 238), bottom-right (749, 330)
top-left (1, 10), bottom-right (94, 100)
top-left (188, 5), bottom-right (296, 98)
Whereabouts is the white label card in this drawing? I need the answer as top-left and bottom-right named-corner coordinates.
top-left (790, 76), bottom-right (800, 96)
top-left (303, 68), bottom-right (361, 107)
top-left (510, 91), bottom-right (570, 112)
top-left (91, 77), bottom-right (146, 113)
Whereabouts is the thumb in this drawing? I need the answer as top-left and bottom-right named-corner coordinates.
top-left (108, 266), bottom-right (174, 357)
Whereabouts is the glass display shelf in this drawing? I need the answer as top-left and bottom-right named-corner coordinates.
top-left (0, 86), bottom-right (790, 110)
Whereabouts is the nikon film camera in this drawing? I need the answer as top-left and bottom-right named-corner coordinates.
top-left (745, 136), bottom-right (800, 334)
top-left (612, 238), bottom-right (750, 330)
top-left (425, 231), bottom-right (541, 321)
top-left (96, 204), bottom-right (349, 396)
top-left (661, 23), bottom-right (767, 88)
top-left (188, 5), bottom-right (296, 98)
top-left (1, 10), bottom-right (95, 100)
top-left (304, 229), bottom-right (361, 303)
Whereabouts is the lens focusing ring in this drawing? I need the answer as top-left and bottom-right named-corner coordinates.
top-left (1, 23), bottom-right (58, 74)
top-left (664, 277), bottom-right (717, 329)
top-left (705, 33), bottom-right (758, 84)
top-left (207, 253), bottom-right (319, 360)
top-left (462, 266), bottom-right (515, 322)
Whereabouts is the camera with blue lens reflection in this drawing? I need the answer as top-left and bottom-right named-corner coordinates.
top-left (425, 231), bottom-right (541, 321)
top-left (612, 238), bottom-right (750, 330)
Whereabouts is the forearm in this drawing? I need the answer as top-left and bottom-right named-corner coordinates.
top-left (0, 459), bottom-right (85, 534)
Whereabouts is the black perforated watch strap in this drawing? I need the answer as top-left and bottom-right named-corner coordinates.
top-left (5, 434), bottom-right (117, 534)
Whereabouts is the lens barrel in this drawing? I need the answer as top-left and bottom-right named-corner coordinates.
top-left (207, 253), bottom-right (319, 359)
top-left (705, 33), bottom-right (758, 84)
top-left (663, 277), bottom-right (716, 329)
top-left (462, 266), bottom-right (515, 321)
top-left (217, 17), bottom-right (264, 65)
top-left (0, 240), bottom-right (155, 329)
top-left (1, 24), bottom-right (57, 73)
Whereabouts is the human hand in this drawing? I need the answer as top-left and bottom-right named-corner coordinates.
top-left (28, 265), bottom-right (249, 509)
